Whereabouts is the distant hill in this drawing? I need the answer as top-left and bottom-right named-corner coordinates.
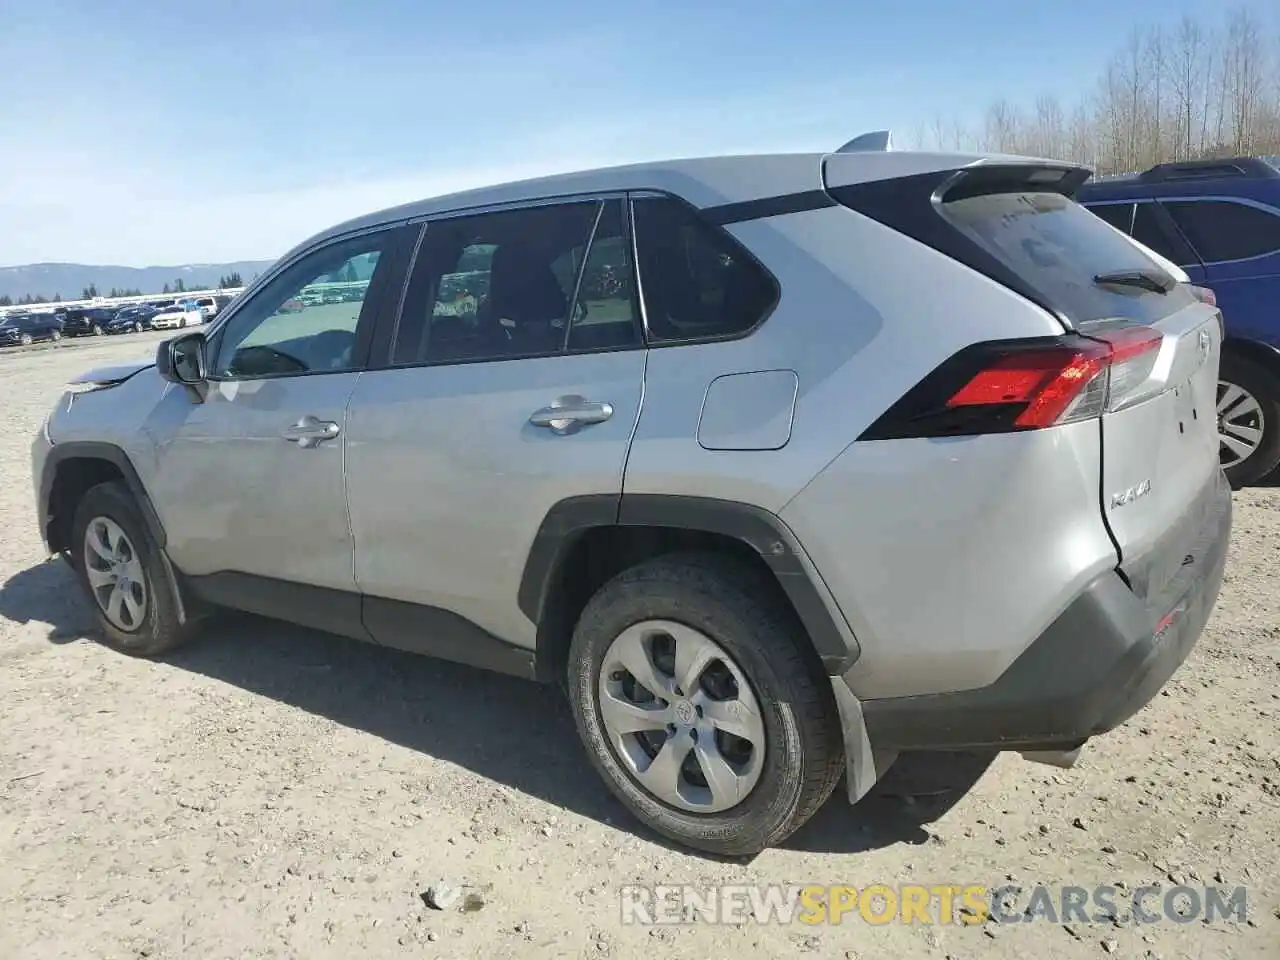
top-left (0, 260), bottom-right (277, 301)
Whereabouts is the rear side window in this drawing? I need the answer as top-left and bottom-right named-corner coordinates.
top-left (631, 197), bottom-right (777, 343)
top-left (1088, 202), bottom-right (1134, 233)
top-left (1163, 199), bottom-right (1280, 263)
top-left (941, 191), bottom-right (1193, 324)
top-left (1131, 203), bottom-right (1196, 266)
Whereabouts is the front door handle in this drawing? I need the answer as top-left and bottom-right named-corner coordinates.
top-left (283, 415), bottom-right (340, 448)
top-left (529, 395), bottom-right (614, 435)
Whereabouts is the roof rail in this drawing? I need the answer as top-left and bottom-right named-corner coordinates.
top-left (1138, 157), bottom-right (1280, 182)
top-left (835, 130), bottom-right (893, 153)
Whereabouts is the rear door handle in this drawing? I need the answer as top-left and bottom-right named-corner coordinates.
top-left (529, 395), bottom-right (614, 435)
top-left (283, 415), bottom-right (340, 448)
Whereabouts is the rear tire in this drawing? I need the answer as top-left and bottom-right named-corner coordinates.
top-left (70, 481), bottom-right (196, 658)
top-left (1218, 353), bottom-right (1280, 488)
top-left (566, 552), bottom-right (845, 856)
top-left (50, 329), bottom-right (62, 341)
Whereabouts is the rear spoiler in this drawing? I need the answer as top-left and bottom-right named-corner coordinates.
top-left (824, 159), bottom-right (1095, 331)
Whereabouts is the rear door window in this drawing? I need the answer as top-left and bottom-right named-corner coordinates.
top-left (941, 191), bottom-right (1194, 324)
top-left (1131, 202), bottom-right (1197, 266)
top-left (1162, 199), bottom-right (1280, 263)
top-left (1087, 202), bottom-right (1134, 233)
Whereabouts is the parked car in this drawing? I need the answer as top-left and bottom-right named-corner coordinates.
top-left (150, 300), bottom-right (204, 330)
top-left (0, 312), bottom-right (63, 346)
top-left (107, 306), bottom-right (159, 334)
top-left (1076, 156), bottom-right (1280, 486)
top-left (59, 307), bottom-right (116, 337)
top-left (33, 135), bottom-right (1230, 856)
top-left (192, 295), bottom-right (231, 321)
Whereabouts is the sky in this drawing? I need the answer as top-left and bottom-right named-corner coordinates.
top-left (0, 0), bottom-right (1268, 267)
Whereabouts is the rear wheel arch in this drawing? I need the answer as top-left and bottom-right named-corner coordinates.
top-left (520, 494), bottom-right (861, 684)
top-left (1217, 339), bottom-right (1280, 486)
top-left (1221, 336), bottom-right (1280, 377)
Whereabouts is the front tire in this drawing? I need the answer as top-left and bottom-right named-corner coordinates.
top-left (70, 481), bottom-right (195, 657)
top-left (567, 553), bottom-right (845, 856)
top-left (92, 324), bottom-right (104, 336)
top-left (19, 333), bottom-right (32, 345)
top-left (50, 329), bottom-right (62, 341)
top-left (1218, 353), bottom-right (1280, 487)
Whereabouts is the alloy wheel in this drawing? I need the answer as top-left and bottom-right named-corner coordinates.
top-left (1217, 380), bottom-right (1266, 469)
top-left (597, 619), bottom-right (766, 813)
top-left (82, 516), bottom-right (148, 632)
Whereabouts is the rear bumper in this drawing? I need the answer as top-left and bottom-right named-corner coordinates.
top-left (850, 467), bottom-right (1232, 752)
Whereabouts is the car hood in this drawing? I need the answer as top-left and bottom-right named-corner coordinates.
top-left (69, 360), bottom-right (155, 386)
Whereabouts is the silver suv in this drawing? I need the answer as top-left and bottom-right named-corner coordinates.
top-left (32, 135), bottom-right (1232, 855)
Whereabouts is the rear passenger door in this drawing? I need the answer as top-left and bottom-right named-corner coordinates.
top-left (1160, 197), bottom-right (1280, 343)
top-left (344, 198), bottom-right (647, 656)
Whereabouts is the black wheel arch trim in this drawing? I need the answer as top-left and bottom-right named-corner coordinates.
top-left (518, 493), bottom-right (861, 674)
top-left (1221, 336), bottom-right (1280, 375)
top-left (40, 441), bottom-right (168, 551)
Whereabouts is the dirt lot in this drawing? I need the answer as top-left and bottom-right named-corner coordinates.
top-left (1, 335), bottom-right (1277, 960)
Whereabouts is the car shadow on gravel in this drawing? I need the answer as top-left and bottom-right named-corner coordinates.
top-left (2, 557), bottom-right (993, 860)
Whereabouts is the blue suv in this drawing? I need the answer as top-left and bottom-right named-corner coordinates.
top-left (1076, 156), bottom-right (1280, 486)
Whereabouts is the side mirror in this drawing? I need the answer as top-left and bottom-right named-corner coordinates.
top-left (157, 332), bottom-right (207, 385)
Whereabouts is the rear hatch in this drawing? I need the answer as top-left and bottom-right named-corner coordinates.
top-left (826, 157), bottom-right (1224, 614)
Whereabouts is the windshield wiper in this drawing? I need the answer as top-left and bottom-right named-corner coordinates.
top-left (1093, 269), bottom-right (1175, 294)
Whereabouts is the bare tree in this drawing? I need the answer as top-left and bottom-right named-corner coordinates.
top-left (1170, 16), bottom-right (1206, 159)
top-left (963, 5), bottom-right (1280, 171)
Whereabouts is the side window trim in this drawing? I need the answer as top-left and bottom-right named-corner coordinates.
top-left (1157, 195), bottom-right (1280, 266)
top-left (627, 189), bottom-right (782, 348)
top-left (1132, 199), bottom-right (1200, 268)
top-left (369, 220), bottom-right (428, 370)
top-left (205, 223), bottom-right (418, 383)
top-left (560, 201), bottom-right (606, 352)
top-left (626, 196), bottom-right (652, 343)
top-left (562, 198), bottom-right (646, 355)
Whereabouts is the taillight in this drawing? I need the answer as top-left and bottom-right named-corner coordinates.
top-left (1190, 285), bottom-right (1216, 307)
top-left (1189, 284), bottom-right (1225, 337)
top-left (859, 327), bottom-right (1165, 441)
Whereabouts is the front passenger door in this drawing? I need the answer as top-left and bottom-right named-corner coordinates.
top-left (149, 226), bottom-right (416, 635)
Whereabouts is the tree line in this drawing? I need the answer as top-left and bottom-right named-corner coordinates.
top-left (913, 5), bottom-right (1280, 175)
top-left (2, 273), bottom-right (252, 308)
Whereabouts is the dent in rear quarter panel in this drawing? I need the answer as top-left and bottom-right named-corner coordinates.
top-left (779, 421), bottom-right (1119, 700)
top-left (622, 203), bottom-right (1071, 510)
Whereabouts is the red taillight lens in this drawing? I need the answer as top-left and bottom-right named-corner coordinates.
top-left (1190, 284), bottom-right (1216, 307)
top-left (860, 327), bottom-right (1165, 441)
top-left (945, 345), bottom-right (1110, 428)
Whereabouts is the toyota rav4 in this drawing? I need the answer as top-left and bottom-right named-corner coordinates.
top-left (31, 135), bottom-right (1232, 855)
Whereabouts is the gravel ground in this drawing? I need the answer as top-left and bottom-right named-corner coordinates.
top-left (1, 335), bottom-right (1278, 960)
